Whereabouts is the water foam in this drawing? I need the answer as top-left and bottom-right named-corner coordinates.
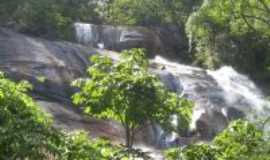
top-left (152, 55), bottom-right (270, 140)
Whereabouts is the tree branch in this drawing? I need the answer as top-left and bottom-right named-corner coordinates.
top-left (242, 14), bottom-right (270, 26)
top-left (258, 0), bottom-right (270, 13)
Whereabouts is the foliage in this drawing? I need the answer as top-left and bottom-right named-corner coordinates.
top-left (0, 72), bottom-right (59, 159)
top-left (166, 144), bottom-right (217, 160)
top-left (57, 131), bottom-right (123, 160)
top-left (186, 0), bottom-right (270, 75)
top-left (0, 0), bottom-right (100, 39)
top-left (214, 120), bottom-right (270, 160)
top-left (61, 131), bottom-right (154, 160)
top-left (72, 49), bottom-right (193, 149)
top-left (100, 0), bottom-right (203, 26)
top-left (0, 0), bottom-right (203, 36)
top-left (165, 120), bottom-right (270, 160)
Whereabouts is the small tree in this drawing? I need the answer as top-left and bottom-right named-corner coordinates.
top-left (72, 49), bottom-right (193, 150)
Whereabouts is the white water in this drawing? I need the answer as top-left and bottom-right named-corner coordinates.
top-left (152, 56), bottom-right (270, 142)
top-left (208, 67), bottom-right (270, 121)
top-left (74, 23), bottom-right (98, 46)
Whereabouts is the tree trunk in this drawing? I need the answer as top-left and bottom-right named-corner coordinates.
top-left (125, 127), bottom-right (132, 149)
top-left (125, 127), bottom-right (135, 159)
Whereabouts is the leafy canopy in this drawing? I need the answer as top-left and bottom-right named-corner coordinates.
top-left (100, 0), bottom-right (202, 26)
top-left (0, 0), bottom-right (100, 39)
top-left (186, 0), bottom-right (270, 75)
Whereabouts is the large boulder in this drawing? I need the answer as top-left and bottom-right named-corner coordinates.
top-left (0, 27), bottom-right (92, 100)
top-left (0, 27), bottom-right (124, 141)
top-left (74, 23), bottom-right (188, 61)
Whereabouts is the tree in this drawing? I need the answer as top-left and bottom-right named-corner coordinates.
top-left (186, 0), bottom-right (270, 76)
top-left (72, 49), bottom-right (193, 150)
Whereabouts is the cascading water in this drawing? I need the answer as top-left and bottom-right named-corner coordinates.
top-left (73, 22), bottom-right (167, 57)
top-left (151, 56), bottom-right (270, 145)
top-left (208, 67), bottom-right (270, 121)
top-left (74, 23), bottom-right (99, 46)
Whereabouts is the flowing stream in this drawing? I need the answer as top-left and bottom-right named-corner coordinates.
top-left (152, 56), bottom-right (270, 142)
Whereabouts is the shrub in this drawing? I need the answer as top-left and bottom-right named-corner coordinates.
top-left (165, 120), bottom-right (270, 160)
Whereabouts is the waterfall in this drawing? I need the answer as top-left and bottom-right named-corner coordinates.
top-left (73, 22), bottom-right (169, 57)
top-left (151, 56), bottom-right (270, 145)
top-left (74, 22), bottom-right (122, 50)
top-left (74, 23), bottom-right (98, 46)
top-left (208, 67), bottom-right (270, 121)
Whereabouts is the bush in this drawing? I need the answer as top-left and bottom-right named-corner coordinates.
top-left (57, 131), bottom-right (121, 160)
top-left (165, 120), bottom-right (270, 160)
top-left (0, 72), bottom-right (58, 159)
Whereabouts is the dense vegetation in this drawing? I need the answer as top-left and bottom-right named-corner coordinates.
top-left (0, 72), bottom-right (56, 159)
top-left (165, 120), bottom-right (270, 160)
top-left (0, 0), bottom-right (202, 37)
top-left (99, 0), bottom-right (203, 26)
top-left (0, 0), bottom-right (100, 39)
top-left (186, 0), bottom-right (270, 78)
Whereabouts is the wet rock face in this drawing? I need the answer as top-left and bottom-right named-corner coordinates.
top-left (0, 28), bottom-right (125, 141)
top-left (151, 56), bottom-right (270, 141)
top-left (0, 27), bottom-right (93, 101)
top-left (74, 23), bottom-right (188, 61)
